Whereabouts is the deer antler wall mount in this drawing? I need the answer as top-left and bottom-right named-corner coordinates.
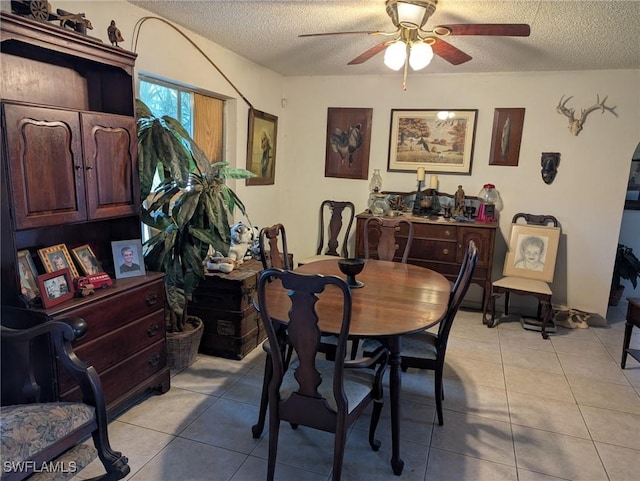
top-left (556, 94), bottom-right (617, 136)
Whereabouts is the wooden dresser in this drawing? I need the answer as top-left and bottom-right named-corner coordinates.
top-left (355, 212), bottom-right (497, 310)
top-left (0, 13), bottom-right (170, 415)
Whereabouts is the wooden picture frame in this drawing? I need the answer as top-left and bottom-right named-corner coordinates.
top-left (503, 224), bottom-right (561, 282)
top-left (37, 268), bottom-right (74, 308)
top-left (324, 107), bottom-right (373, 179)
top-left (17, 249), bottom-right (40, 300)
top-left (625, 159), bottom-right (640, 210)
top-left (38, 244), bottom-right (79, 278)
top-left (71, 244), bottom-right (104, 276)
top-left (246, 108), bottom-right (278, 185)
top-left (387, 109), bottom-right (477, 174)
top-left (111, 239), bottom-right (146, 279)
top-left (489, 108), bottom-right (525, 166)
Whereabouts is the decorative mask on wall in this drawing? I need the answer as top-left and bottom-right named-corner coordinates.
top-left (541, 152), bottom-right (560, 184)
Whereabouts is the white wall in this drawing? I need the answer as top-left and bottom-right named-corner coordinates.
top-left (50, 1), bottom-right (639, 318)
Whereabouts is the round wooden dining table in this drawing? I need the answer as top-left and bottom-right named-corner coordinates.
top-left (262, 258), bottom-right (451, 475)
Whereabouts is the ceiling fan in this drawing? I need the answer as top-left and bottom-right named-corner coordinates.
top-left (299, 0), bottom-right (530, 88)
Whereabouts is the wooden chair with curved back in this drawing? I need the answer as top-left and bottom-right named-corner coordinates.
top-left (256, 268), bottom-right (389, 481)
top-left (484, 213), bottom-right (561, 339)
top-left (259, 223), bottom-right (291, 270)
top-left (362, 240), bottom-right (479, 426)
top-left (297, 200), bottom-right (355, 265)
top-left (364, 216), bottom-right (414, 263)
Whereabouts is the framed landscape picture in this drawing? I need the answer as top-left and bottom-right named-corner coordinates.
top-left (387, 109), bottom-right (477, 174)
top-left (324, 107), bottom-right (372, 180)
top-left (246, 108), bottom-right (278, 185)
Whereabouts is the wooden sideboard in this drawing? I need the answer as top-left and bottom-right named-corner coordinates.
top-left (355, 212), bottom-right (497, 310)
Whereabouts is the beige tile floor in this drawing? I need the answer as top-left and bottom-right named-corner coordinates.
top-left (75, 301), bottom-right (640, 481)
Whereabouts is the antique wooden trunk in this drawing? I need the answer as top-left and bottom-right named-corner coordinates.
top-left (190, 259), bottom-right (266, 359)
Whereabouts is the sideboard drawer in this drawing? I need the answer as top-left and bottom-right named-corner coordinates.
top-left (414, 223), bottom-right (457, 240)
top-left (411, 237), bottom-right (457, 262)
top-left (60, 280), bottom-right (163, 345)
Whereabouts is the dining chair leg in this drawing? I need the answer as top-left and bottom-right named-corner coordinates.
top-left (252, 353), bottom-right (272, 438)
top-left (435, 369), bottom-right (444, 426)
top-left (368, 398), bottom-right (383, 451)
top-left (331, 429), bottom-right (348, 481)
top-left (267, 411), bottom-right (280, 481)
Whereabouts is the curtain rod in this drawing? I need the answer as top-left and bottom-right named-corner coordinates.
top-left (131, 16), bottom-right (254, 110)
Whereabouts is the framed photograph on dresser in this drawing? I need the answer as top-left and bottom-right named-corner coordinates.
top-left (111, 239), bottom-right (146, 279)
top-left (37, 268), bottom-right (74, 308)
top-left (38, 244), bottom-right (79, 278)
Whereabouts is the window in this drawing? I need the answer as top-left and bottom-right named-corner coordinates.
top-left (139, 77), bottom-right (193, 134)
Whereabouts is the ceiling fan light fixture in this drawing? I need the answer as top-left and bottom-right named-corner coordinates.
top-left (384, 41), bottom-right (407, 70)
top-left (386, 0), bottom-right (437, 29)
top-left (409, 41), bottom-right (433, 70)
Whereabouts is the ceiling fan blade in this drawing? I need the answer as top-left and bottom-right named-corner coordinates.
top-left (298, 30), bottom-right (382, 38)
top-left (438, 24), bottom-right (531, 36)
top-left (431, 38), bottom-right (472, 65)
top-left (348, 41), bottom-right (389, 65)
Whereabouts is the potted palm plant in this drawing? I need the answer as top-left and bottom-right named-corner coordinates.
top-left (610, 243), bottom-right (640, 306)
top-left (136, 99), bottom-right (254, 368)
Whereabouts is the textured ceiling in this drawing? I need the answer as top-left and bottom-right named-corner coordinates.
top-left (127, 0), bottom-right (640, 77)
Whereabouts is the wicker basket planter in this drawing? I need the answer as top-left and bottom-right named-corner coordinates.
top-left (166, 316), bottom-right (204, 370)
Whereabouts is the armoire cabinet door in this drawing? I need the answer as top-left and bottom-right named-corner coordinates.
top-left (2, 103), bottom-right (86, 229)
top-left (81, 112), bottom-right (139, 219)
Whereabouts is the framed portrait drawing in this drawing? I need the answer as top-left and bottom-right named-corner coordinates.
top-left (17, 249), bottom-right (40, 300)
top-left (37, 268), bottom-right (74, 308)
top-left (387, 109), bottom-right (477, 174)
top-left (38, 244), bottom-right (79, 278)
top-left (72, 244), bottom-right (104, 276)
top-left (503, 224), bottom-right (561, 282)
top-left (111, 239), bottom-right (146, 279)
top-left (489, 108), bottom-right (525, 166)
top-left (246, 108), bottom-right (278, 185)
top-left (324, 107), bottom-right (373, 180)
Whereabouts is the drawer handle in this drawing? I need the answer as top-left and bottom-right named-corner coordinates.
top-left (147, 323), bottom-right (160, 337)
top-left (148, 352), bottom-right (161, 367)
top-left (442, 248), bottom-right (449, 255)
top-left (145, 292), bottom-right (158, 306)
top-left (444, 230), bottom-right (451, 237)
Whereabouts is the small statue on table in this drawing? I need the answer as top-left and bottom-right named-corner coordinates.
top-left (453, 185), bottom-right (466, 217)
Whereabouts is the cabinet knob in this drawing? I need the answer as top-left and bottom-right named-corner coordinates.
top-left (145, 292), bottom-right (158, 306)
top-left (442, 248), bottom-right (449, 255)
top-left (147, 323), bottom-right (160, 337)
top-left (85, 165), bottom-right (94, 170)
top-left (444, 230), bottom-right (451, 237)
top-left (148, 352), bottom-right (161, 367)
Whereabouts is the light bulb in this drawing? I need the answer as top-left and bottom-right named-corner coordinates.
top-left (409, 41), bottom-right (433, 70)
top-left (384, 41), bottom-right (407, 71)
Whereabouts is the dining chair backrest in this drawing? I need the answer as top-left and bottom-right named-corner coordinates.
top-left (256, 268), bottom-right (389, 481)
top-left (512, 212), bottom-right (559, 227)
top-left (436, 240), bottom-right (479, 343)
top-left (317, 200), bottom-right (355, 258)
top-left (259, 224), bottom-right (291, 270)
top-left (363, 216), bottom-right (414, 263)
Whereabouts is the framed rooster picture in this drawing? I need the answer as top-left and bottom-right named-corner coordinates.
top-left (324, 107), bottom-right (372, 179)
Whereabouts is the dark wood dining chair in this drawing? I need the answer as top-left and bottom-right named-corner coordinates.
top-left (484, 213), bottom-right (560, 339)
top-left (259, 223), bottom-right (291, 270)
top-left (363, 240), bottom-right (479, 426)
top-left (255, 268), bottom-right (389, 481)
top-left (364, 216), bottom-right (414, 263)
top-left (297, 200), bottom-right (355, 265)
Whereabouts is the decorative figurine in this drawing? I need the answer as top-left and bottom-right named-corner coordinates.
top-left (453, 185), bottom-right (466, 217)
top-left (107, 19), bottom-right (124, 47)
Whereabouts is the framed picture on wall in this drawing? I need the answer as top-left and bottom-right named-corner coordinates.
top-left (489, 108), bottom-right (525, 166)
top-left (387, 109), bottom-right (477, 174)
top-left (324, 107), bottom-right (373, 180)
top-left (246, 108), bottom-right (278, 186)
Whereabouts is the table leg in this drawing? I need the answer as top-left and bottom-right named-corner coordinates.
top-left (622, 320), bottom-right (633, 369)
top-left (386, 336), bottom-right (404, 476)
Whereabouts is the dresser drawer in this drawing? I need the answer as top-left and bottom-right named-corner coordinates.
top-left (57, 310), bottom-right (165, 393)
top-left (59, 280), bottom-right (163, 345)
top-left (413, 223), bottom-right (457, 241)
top-left (60, 340), bottom-right (167, 406)
top-left (411, 237), bottom-right (457, 262)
